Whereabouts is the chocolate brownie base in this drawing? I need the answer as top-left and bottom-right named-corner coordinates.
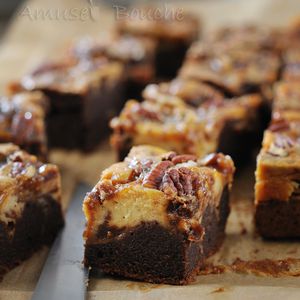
top-left (124, 80), bottom-right (148, 101)
top-left (0, 196), bottom-right (64, 277)
top-left (115, 123), bottom-right (262, 164)
top-left (84, 188), bottom-right (229, 285)
top-left (217, 119), bottom-right (262, 166)
top-left (114, 138), bottom-right (132, 162)
top-left (43, 78), bottom-right (124, 150)
top-left (255, 197), bottom-right (300, 239)
top-left (155, 42), bottom-right (189, 78)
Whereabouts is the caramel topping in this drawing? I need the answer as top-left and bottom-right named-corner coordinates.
top-left (97, 146), bottom-right (234, 202)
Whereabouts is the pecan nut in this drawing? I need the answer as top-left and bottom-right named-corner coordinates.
top-left (135, 106), bottom-right (160, 121)
top-left (162, 151), bottom-right (177, 161)
top-left (143, 160), bottom-right (174, 188)
top-left (160, 167), bottom-right (200, 197)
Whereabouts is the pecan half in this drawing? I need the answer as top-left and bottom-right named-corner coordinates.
top-left (96, 180), bottom-right (116, 201)
top-left (161, 167), bottom-right (200, 197)
top-left (143, 160), bottom-right (174, 188)
top-left (162, 151), bottom-right (177, 161)
top-left (128, 158), bottom-right (153, 177)
top-left (135, 106), bottom-right (160, 121)
top-left (171, 154), bottom-right (197, 164)
top-left (200, 153), bottom-right (234, 177)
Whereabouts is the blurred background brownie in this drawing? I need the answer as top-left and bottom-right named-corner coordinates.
top-left (255, 79), bottom-right (300, 239)
top-left (116, 7), bottom-right (199, 78)
top-left (0, 143), bottom-right (64, 277)
top-left (180, 46), bottom-right (280, 98)
top-left (111, 81), bottom-right (263, 164)
top-left (10, 57), bottom-right (125, 151)
top-left (143, 78), bottom-right (224, 107)
top-left (0, 91), bottom-right (47, 159)
top-left (68, 34), bottom-right (156, 100)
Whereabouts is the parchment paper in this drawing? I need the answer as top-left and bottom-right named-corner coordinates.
top-left (0, 0), bottom-right (300, 299)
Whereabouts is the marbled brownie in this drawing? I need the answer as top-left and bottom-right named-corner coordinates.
top-left (0, 143), bottom-right (64, 277)
top-left (0, 91), bottom-right (47, 159)
top-left (255, 113), bottom-right (300, 238)
top-left (83, 145), bottom-right (234, 284)
top-left (10, 57), bottom-right (125, 151)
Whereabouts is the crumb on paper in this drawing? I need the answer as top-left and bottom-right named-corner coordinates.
top-left (199, 258), bottom-right (300, 278)
top-left (211, 286), bottom-right (225, 293)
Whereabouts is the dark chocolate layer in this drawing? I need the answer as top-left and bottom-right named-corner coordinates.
top-left (255, 198), bottom-right (300, 239)
top-left (43, 76), bottom-right (124, 150)
top-left (84, 187), bottom-right (229, 284)
top-left (0, 196), bottom-right (64, 277)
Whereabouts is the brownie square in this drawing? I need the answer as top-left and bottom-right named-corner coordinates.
top-left (83, 145), bottom-right (234, 284)
top-left (0, 91), bottom-right (47, 159)
top-left (0, 143), bottom-right (64, 277)
top-left (110, 90), bottom-right (262, 163)
top-left (69, 34), bottom-right (156, 100)
top-left (116, 8), bottom-right (199, 78)
top-left (11, 57), bottom-right (125, 151)
top-left (110, 96), bottom-right (209, 160)
top-left (180, 46), bottom-right (280, 97)
top-left (255, 113), bottom-right (300, 239)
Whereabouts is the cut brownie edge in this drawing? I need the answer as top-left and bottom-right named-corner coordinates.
top-left (0, 195), bottom-right (64, 278)
top-left (84, 187), bottom-right (229, 285)
top-left (255, 198), bottom-right (300, 239)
